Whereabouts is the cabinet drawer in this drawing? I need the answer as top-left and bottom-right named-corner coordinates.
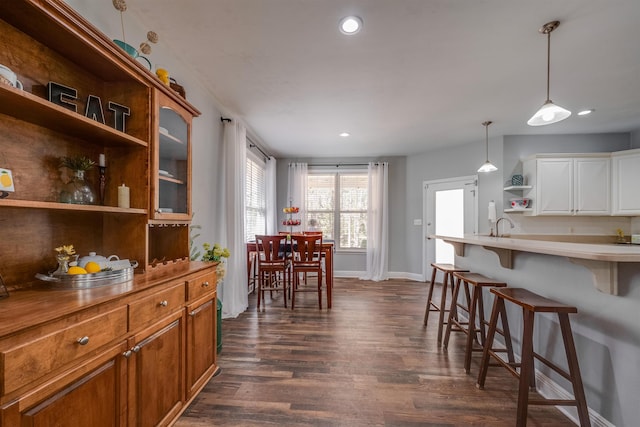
top-left (1, 306), bottom-right (127, 395)
top-left (186, 272), bottom-right (216, 301)
top-left (129, 283), bottom-right (185, 330)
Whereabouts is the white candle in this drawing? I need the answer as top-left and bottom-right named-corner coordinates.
top-left (117, 184), bottom-right (130, 208)
top-left (99, 153), bottom-right (106, 167)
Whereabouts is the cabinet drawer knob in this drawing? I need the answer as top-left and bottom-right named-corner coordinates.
top-left (132, 345), bottom-right (141, 353)
top-left (159, 300), bottom-right (168, 307)
top-left (189, 310), bottom-right (196, 317)
top-left (76, 336), bottom-right (90, 345)
top-left (123, 350), bottom-right (132, 358)
top-left (202, 281), bottom-right (209, 287)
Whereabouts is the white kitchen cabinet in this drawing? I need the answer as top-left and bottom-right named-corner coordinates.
top-left (523, 154), bottom-right (610, 216)
top-left (612, 148), bottom-right (640, 215)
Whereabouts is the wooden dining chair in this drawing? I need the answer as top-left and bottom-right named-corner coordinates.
top-left (255, 235), bottom-right (291, 309)
top-left (290, 234), bottom-right (323, 309)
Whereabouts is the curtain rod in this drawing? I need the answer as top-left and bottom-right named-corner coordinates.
top-left (220, 116), bottom-right (271, 159)
top-left (293, 162), bottom-right (376, 167)
top-left (249, 143), bottom-right (271, 160)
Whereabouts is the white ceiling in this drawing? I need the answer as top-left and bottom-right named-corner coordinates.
top-left (131, 0), bottom-right (640, 158)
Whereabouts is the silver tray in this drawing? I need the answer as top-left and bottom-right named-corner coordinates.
top-left (36, 261), bottom-right (138, 289)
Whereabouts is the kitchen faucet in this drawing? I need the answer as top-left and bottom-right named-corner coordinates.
top-left (495, 217), bottom-right (514, 237)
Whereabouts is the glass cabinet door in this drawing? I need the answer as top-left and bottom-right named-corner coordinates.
top-left (152, 95), bottom-right (192, 220)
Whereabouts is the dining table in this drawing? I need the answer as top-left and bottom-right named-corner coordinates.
top-left (246, 239), bottom-right (334, 308)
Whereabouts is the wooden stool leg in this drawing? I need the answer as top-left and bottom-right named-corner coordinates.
top-left (477, 291), bottom-right (486, 347)
top-left (559, 313), bottom-right (591, 427)
top-left (436, 271), bottom-right (450, 344)
top-left (442, 276), bottom-right (462, 350)
top-left (517, 310), bottom-right (536, 427)
top-left (424, 267), bottom-right (438, 326)
top-left (477, 296), bottom-right (503, 389)
top-left (498, 300), bottom-right (515, 364)
top-left (464, 283), bottom-right (479, 373)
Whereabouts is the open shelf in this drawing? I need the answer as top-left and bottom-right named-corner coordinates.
top-left (504, 208), bottom-right (533, 213)
top-left (0, 86), bottom-right (148, 148)
top-left (504, 185), bottom-right (532, 191)
top-left (0, 198), bottom-right (147, 214)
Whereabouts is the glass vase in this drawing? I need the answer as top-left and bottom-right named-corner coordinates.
top-left (60, 170), bottom-right (96, 205)
top-left (53, 254), bottom-right (70, 275)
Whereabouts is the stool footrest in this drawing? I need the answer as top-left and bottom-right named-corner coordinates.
top-left (528, 398), bottom-right (579, 407)
top-left (533, 351), bottom-right (572, 382)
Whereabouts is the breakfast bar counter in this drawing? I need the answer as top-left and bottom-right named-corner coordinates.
top-left (434, 234), bottom-right (640, 295)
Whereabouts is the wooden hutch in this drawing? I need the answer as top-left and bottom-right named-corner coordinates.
top-left (0, 0), bottom-right (218, 425)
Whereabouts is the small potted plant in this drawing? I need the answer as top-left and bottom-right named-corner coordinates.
top-left (201, 242), bottom-right (230, 281)
top-left (59, 155), bottom-right (96, 205)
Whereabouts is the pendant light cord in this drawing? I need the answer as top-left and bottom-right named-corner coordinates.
top-left (546, 29), bottom-right (551, 102)
top-left (483, 121), bottom-right (492, 161)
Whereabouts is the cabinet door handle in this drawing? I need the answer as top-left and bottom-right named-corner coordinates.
top-left (132, 345), bottom-right (141, 353)
top-left (202, 281), bottom-right (209, 287)
top-left (159, 300), bottom-right (168, 307)
top-left (76, 336), bottom-right (90, 345)
top-left (123, 350), bottom-right (132, 358)
top-left (189, 310), bottom-right (196, 317)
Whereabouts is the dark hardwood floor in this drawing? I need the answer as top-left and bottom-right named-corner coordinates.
top-left (176, 277), bottom-right (575, 426)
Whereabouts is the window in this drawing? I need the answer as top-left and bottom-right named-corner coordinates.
top-left (245, 152), bottom-right (266, 241)
top-left (307, 172), bottom-right (368, 250)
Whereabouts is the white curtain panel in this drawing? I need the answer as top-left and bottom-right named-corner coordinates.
top-left (220, 120), bottom-right (249, 318)
top-left (287, 163), bottom-right (308, 227)
top-left (265, 157), bottom-right (278, 234)
top-left (360, 162), bottom-right (389, 281)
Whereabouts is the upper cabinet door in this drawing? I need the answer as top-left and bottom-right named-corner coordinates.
top-left (574, 157), bottom-right (610, 215)
top-left (151, 90), bottom-right (193, 221)
top-left (536, 158), bottom-right (573, 215)
top-left (612, 149), bottom-right (640, 215)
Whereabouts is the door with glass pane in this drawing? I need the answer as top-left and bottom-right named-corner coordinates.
top-left (423, 176), bottom-right (477, 280)
top-left (151, 91), bottom-right (192, 221)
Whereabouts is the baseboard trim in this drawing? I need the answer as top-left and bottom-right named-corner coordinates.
top-left (335, 271), bottom-right (425, 281)
top-left (534, 371), bottom-right (613, 427)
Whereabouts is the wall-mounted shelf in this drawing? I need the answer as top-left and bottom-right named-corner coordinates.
top-left (504, 208), bottom-right (533, 213)
top-left (504, 185), bottom-right (532, 191)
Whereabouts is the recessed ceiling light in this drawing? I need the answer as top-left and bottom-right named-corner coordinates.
top-left (577, 109), bottom-right (594, 116)
top-left (339, 132), bottom-right (350, 137)
top-left (339, 16), bottom-right (362, 35)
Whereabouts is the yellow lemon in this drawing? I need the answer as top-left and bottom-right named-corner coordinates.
top-left (84, 261), bottom-right (101, 273)
top-left (0, 171), bottom-right (11, 188)
top-left (68, 266), bottom-right (88, 275)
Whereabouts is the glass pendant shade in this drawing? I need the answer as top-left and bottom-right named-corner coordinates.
top-left (477, 121), bottom-right (497, 173)
top-left (478, 161), bottom-right (498, 173)
top-left (528, 21), bottom-right (570, 127)
top-left (527, 100), bottom-right (571, 126)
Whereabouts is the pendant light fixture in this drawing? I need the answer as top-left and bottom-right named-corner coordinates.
top-left (478, 121), bottom-right (498, 173)
top-left (528, 21), bottom-right (571, 126)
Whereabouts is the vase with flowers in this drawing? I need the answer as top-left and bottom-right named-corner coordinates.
top-left (201, 243), bottom-right (230, 282)
top-left (53, 244), bottom-right (77, 275)
top-left (59, 156), bottom-right (97, 205)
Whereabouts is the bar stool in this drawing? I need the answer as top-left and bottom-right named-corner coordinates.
top-left (423, 263), bottom-right (469, 344)
top-left (477, 288), bottom-right (591, 427)
top-left (442, 272), bottom-right (511, 374)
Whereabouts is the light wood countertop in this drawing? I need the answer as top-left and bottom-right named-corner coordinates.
top-left (433, 234), bottom-right (640, 295)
